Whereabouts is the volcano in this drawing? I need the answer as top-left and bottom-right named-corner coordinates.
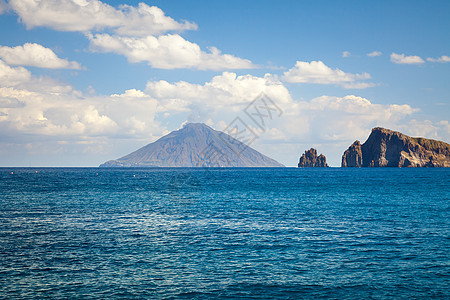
top-left (100, 123), bottom-right (284, 167)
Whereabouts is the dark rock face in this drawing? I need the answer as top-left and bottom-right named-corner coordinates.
top-left (341, 141), bottom-right (363, 167)
top-left (100, 123), bottom-right (284, 167)
top-left (341, 127), bottom-right (450, 167)
top-left (298, 148), bottom-right (329, 167)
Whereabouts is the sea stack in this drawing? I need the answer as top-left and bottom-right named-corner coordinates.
top-left (298, 148), bottom-right (329, 167)
top-left (341, 141), bottom-right (363, 167)
top-left (341, 127), bottom-right (450, 167)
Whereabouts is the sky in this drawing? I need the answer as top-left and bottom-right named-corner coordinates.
top-left (0, 0), bottom-right (449, 167)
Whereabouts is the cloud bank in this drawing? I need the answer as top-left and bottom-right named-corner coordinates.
top-left (8, 0), bottom-right (197, 35)
top-left (0, 43), bottom-right (81, 69)
top-left (282, 60), bottom-right (374, 89)
top-left (88, 33), bottom-right (255, 70)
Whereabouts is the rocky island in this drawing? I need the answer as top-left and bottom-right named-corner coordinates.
top-left (342, 127), bottom-right (450, 167)
top-left (298, 148), bottom-right (328, 167)
top-left (100, 123), bottom-right (284, 167)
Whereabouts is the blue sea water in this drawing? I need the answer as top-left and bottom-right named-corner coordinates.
top-left (0, 167), bottom-right (449, 299)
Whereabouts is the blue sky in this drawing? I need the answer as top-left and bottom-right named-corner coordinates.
top-left (0, 0), bottom-right (449, 167)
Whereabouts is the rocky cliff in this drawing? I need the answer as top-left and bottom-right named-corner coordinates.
top-left (298, 148), bottom-right (329, 167)
top-left (341, 141), bottom-right (363, 167)
top-left (100, 123), bottom-right (284, 167)
top-left (341, 127), bottom-right (450, 167)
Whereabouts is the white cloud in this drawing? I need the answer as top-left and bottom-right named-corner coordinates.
top-left (0, 43), bottom-right (81, 69)
top-left (0, 86), bottom-right (161, 139)
top-left (367, 51), bottom-right (382, 57)
top-left (390, 52), bottom-right (425, 64)
top-left (0, 61), bottom-right (163, 165)
top-left (396, 119), bottom-right (450, 143)
top-left (146, 72), bottom-right (291, 118)
top-left (427, 55), bottom-right (450, 63)
top-left (305, 95), bottom-right (416, 117)
top-left (342, 51), bottom-right (351, 58)
top-left (88, 33), bottom-right (255, 70)
top-left (8, 0), bottom-right (197, 36)
top-left (281, 60), bottom-right (374, 89)
top-left (0, 59), bottom-right (31, 86)
top-left (0, 59), bottom-right (162, 141)
top-left (268, 95), bottom-right (419, 164)
top-left (0, 59), bottom-right (74, 95)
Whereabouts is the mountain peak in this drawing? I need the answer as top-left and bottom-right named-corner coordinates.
top-left (100, 123), bottom-right (284, 167)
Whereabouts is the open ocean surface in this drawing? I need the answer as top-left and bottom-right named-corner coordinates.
top-left (0, 167), bottom-right (449, 299)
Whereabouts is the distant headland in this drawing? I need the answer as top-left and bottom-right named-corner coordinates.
top-left (341, 127), bottom-right (450, 167)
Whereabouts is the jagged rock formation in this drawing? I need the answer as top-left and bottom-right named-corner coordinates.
top-left (100, 123), bottom-right (284, 167)
top-left (341, 141), bottom-right (363, 167)
top-left (298, 148), bottom-right (329, 167)
top-left (341, 127), bottom-right (450, 167)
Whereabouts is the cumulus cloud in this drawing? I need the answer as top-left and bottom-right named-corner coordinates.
top-left (0, 88), bottom-right (160, 140)
top-left (8, 0), bottom-right (196, 36)
top-left (305, 95), bottom-right (416, 118)
top-left (390, 52), bottom-right (425, 64)
top-left (0, 58), bottom-right (161, 165)
top-left (0, 58), bottom-right (162, 143)
top-left (342, 51), bottom-right (351, 58)
top-left (146, 72), bottom-right (291, 117)
top-left (427, 55), bottom-right (450, 63)
top-left (398, 119), bottom-right (449, 140)
top-left (367, 51), bottom-right (382, 57)
top-left (88, 33), bottom-right (255, 70)
top-left (0, 59), bottom-right (74, 95)
top-left (281, 60), bottom-right (374, 89)
top-left (0, 43), bottom-right (82, 69)
top-left (278, 95), bottom-right (417, 142)
top-left (0, 59), bottom-right (31, 86)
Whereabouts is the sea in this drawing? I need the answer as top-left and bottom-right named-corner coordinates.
top-left (0, 167), bottom-right (449, 299)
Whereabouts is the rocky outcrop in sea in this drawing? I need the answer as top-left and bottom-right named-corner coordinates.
top-left (341, 141), bottom-right (363, 167)
top-left (342, 127), bottom-right (450, 167)
top-left (298, 148), bottom-right (328, 167)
